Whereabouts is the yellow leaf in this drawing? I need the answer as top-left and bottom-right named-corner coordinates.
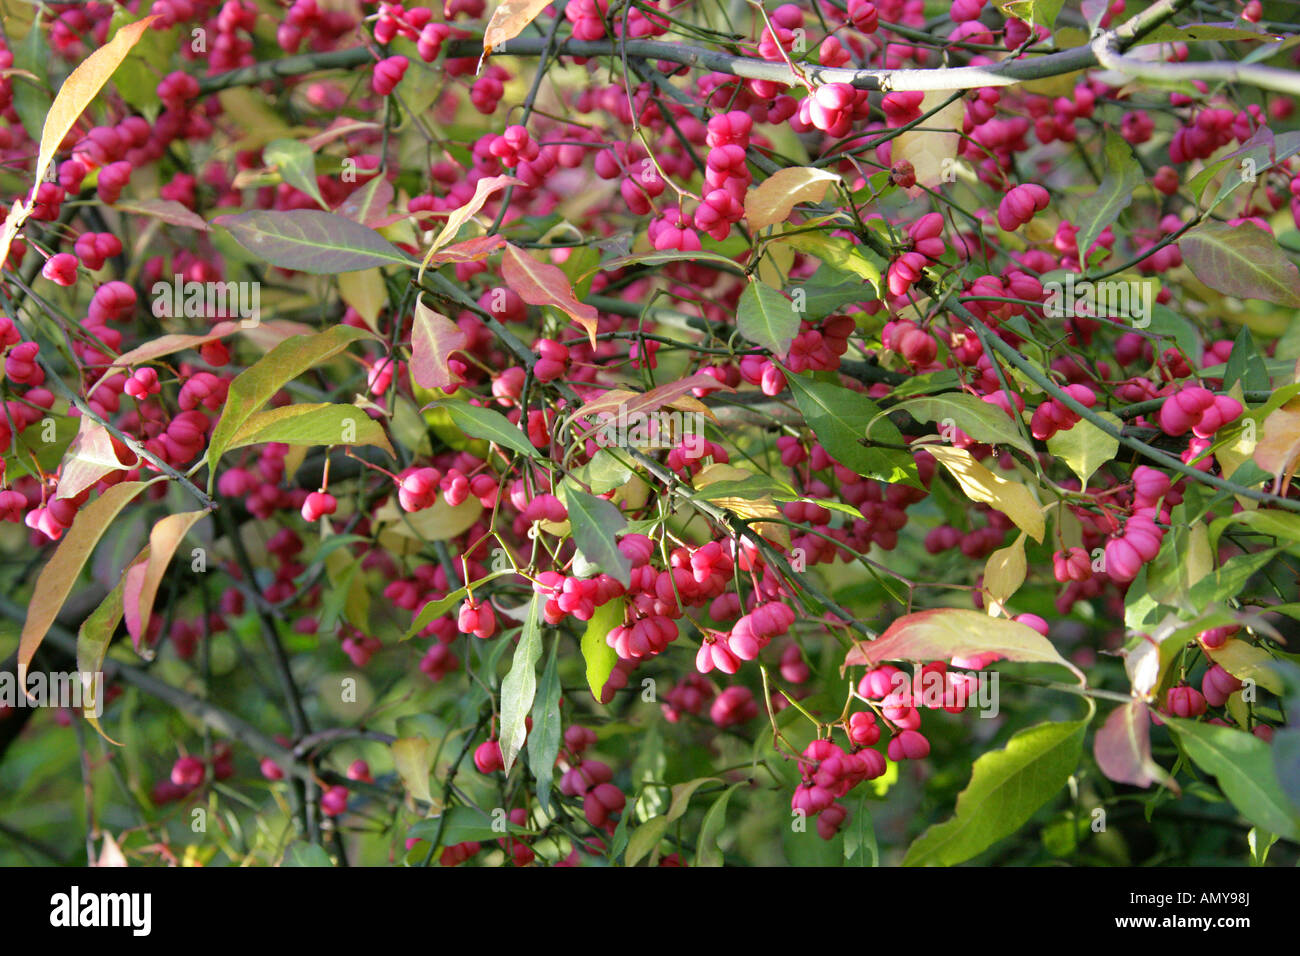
top-left (891, 91), bottom-right (965, 192)
top-left (33, 16), bottom-right (157, 192)
top-left (338, 268), bottom-right (387, 331)
top-left (390, 737), bottom-right (435, 804)
top-left (693, 463), bottom-right (789, 548)
top-left (0, 16), bottom-right (157, 271)
top-left (744, 167), bottom-right (841, 231)
top-left (483, 0), bottom-right (554, 54)
top-left (925, 443), bottom-right (1045, 542)
top-left (982, 532), bottom-right (1027, 615)
top-left (1207, 638), bottom-right (1285, 695)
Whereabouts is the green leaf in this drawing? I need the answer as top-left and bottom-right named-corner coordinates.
top-left (402, 569), bottom-right (514, 641)
top-left (264, 138), bottom-right (326, 209)
top-left (422, 401), bottom-right (540, 459)
top-left (226, 402), bottom-right (394, 457)
top-left (581, 598), bottom-right (624, 700)
top-left (11, 19), bottom-right (51, 143)
top-left (499, 594), bottom-right (544, 773)
top-left (390, 737), bottom-right (435, 804)
top-left (1074, 130), bottom-right (1142, 266)
top-left (1178, 220), bottom-right (1300, 307)
top-left (1047, 412), bottom-right (1121, 485)
top-left (737, 281), bottom-right (800, 356)
top-left (215, 209), bottom-right (411, 274)
top-left (207, 326), bottom-right (371, 475)
top-left (407, 807), bottom-right (534, 847)
top-left (78, 546), bottom-right (150, 743)
top-left (993, 0), bottom-right (1064, 29)
top-left (527, 637), bottom-right (563, 813)
top-left (794, 272), bottom-right (872, 320)
top-left (283, 842), bottom-right (334, 866)
top-left (624, 816), bottom-right (670, 867)
top-left (572, 449), bottom-right (633, 495)
top-left (844, 794), bottom-right (878, 866)
top-left (564, 486), bottom-right (632, 586)
top-left (892, 392), bottom-right (1035, 456)
top-left (1164, 717), bottom-right (1300, 841)
top-left (903, 711), bottom-right (1092, 866)
top-left (780, 232), bottom-right (884, 295)
top-left (1147, 305), bottom-right (1202, 363)
top-left (696, 782), bottom-right (742, 867)
top-left (1223, 325), bottom-right (1270, 393)
top-left (784, 372), bottom-right (918, 485)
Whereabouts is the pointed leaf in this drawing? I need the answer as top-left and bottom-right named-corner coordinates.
top-left (19, 481), bottom-right (148, 688)
top-left (410, 297), bottom-right (468, 392)
top-left (208, 325), bottom-right (372, 471)
top-left (483, 0), bottom-right (553, 54)
top-left (227, 402), bottom-right (394, 457)
top-left (123, 510), bottom-right (209, 649)
top-left (423, 400), bottom-right (540, 459)
top-left (745, 167), bottom-right (841, 231)
top-left (737, 281), bottom-right (800, 356)
top-left (1074, 130), bottom-right (1141, 266)
top-left (499, 594), bottom-right (544, 774)
top-left (501, 243), bottom-right (598, 347)
top-left (903, 711), bottom-right (1091, 865)
top-left (785, 373), bottom-right (918, 484)
top-left (582, 597), bottom-right (624, 701)
top-left (215, 209), bottom-right (411, 274)
top-left (925, 443), bottom-right (1045, 542)
top-left (264, 138), bottom-right (326, 208)
top-left (565, 487), bottom-right (631, 586)
top-left (845, 607), bottom-right (1080, 678)
top-left (527, 637), bottom-right (563, 812)
top-left (1178, 220), bottom-right (1300, 307)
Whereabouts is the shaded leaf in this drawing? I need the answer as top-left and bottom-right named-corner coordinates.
top-left (215, 209), bottom-right (410, 274)
top-left (564, 487), bottom-right (631, 586)
top-left (1179, 220), bottom-right (1300, 307)
top-left (904, 710), bottom-right (1091, 865)
top-left (19, 481), bottom-right (148, 688)
top-left (499, 594), bottom-right (543, 773)
top-left (925, 443), bottom-right (1045, 542)
top-left (423, 400), bottom-right (539, 459)
top-left (1094, 700), bottom-right (1179, 791)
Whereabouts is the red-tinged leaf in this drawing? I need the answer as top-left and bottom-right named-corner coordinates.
top-left (425, 234), bottom-right (507, 265)
top-left (483, 0), bottom-right (553, 54)
top-left (502, 242), bottom-right (598, 347)
top-left (844, 608), bottom-right (1081, 680)
top-left (566, 373), bottom-right (735, 433)
top-left (1178, 220), bottom-right (1300, 307)
top-left (19, 481), bottom-right (148, 689)
top-left (336, 175), bottom-right (394, 228)
top-left (419, 176), bottom-right (522, 277)
top-left (1093, 700), bottom-right (1180, 792)
top-left (1254, 397), bottom-right (1300, 494)
top-left (410, 296), bottom-right (468, 392)
top-left (215, 209), bottom-right (411, 274)
top-left (54, 419), bottom-right (138, 501)
top-left (123, 510), bottom-right (209, 653)
top-left (112, 198), bottom-right (208, 231)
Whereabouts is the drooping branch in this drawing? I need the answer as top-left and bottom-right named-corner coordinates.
top-left (193, 0), bottom-right (1219, 97)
